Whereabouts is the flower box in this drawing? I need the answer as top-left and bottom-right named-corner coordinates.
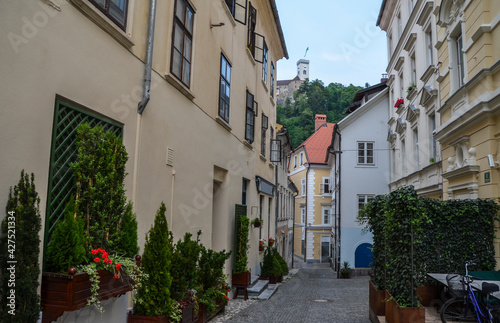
top-left (384, 290), bottom-right (425, 323)
top-left (180, 303), bottom-right (198, 323)
top-left (269, 276), bottom-right (278, 284)
top-left (41, 269), bottom-right (132, 323)
top-left (197, 304), bottom-right (223, 323)
top-left (232, 271), bottom-right (251, 286)
top-left (417, 284), bottom-right (438, 307)
top-left (369, 280), bottom-right (385, 316)
top-left (128, 311), bottom-right (170, 323)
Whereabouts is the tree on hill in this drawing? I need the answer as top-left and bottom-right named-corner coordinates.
top-left (277, 79), bottom-right (362, 148)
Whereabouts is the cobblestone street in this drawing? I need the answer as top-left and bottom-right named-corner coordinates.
top-left (214, 260), bottom-right (371, 323)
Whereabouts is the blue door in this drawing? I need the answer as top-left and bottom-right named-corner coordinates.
top-left (355, 243), bottom-right (373, 268)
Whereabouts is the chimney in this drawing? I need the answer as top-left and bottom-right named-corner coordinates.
top-left (315, 114), bottom-right (327, 130)
top-left (381, 73), bottom-right (389, 83)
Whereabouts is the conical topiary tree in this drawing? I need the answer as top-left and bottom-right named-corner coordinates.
top-left (0, 171), bottom-right (42, 323)
top-left (115, 202), bottom-right (139, 258)
top-left (45, 197), bottom-right (86, 273)
top-left (133, 202), bottom-right (173, 317)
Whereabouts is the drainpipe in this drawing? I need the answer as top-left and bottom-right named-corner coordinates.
top-left (137, 0), bottom-right (157, 115)
top-left (336, 134), bottom-right (342, 277)
top-left (304, 164), bottom-right (309, 262)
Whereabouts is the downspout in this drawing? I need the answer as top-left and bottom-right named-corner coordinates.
top-left (304, 164), bottom-right (309, 262)
top-left (137, 0), bottom-right (157, 115)
top-left (275, 163), bottom-right (279, 247)
top-left (337, 133), bottom-right (342, 277)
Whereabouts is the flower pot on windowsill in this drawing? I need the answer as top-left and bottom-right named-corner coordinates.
top-left (128, 311), bottom-right (170, 323)
top-left (41, 269), bottom-right (132, 323)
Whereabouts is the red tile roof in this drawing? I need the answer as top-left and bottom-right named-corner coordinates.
top-left (296, 123), bottom-right (335, 165)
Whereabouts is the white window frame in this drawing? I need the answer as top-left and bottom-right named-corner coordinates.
top-left (293, 155), bottom-right (297, 169)
top-left (413, 127), bottom-right (419, 171)
top-left (322, 207), bottom-right (331, 225)
top-left (301, 178), bottom-right (306, 196)
top-left (425, 24), bottom-right (433, 66)
top-left (300, 206), bottom-right (305, 224)
top-left (358, 195), bottom-right (375, 213)
top-left (300, 152), bottom-right (304, 166)
top-left (321, 177), bottom-right (330, 195)
top-left (357, 141), bottom-right (375, 166)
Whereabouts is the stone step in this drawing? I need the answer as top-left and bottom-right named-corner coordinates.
top-left (246, 279), bottom-right (269, 296)
top-left (257, 283), bottom-right (278, 300)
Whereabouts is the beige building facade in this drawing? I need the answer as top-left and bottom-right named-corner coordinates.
top-left (0, 0), bottom-right (287, 319)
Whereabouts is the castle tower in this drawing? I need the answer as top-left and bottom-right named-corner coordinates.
top-left (296, 59), bottom-right (309, 80)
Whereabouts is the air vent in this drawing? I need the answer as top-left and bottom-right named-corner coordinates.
top-left (166, 147), bottom-right (174, 166)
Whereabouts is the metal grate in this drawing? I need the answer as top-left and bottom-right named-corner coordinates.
top-left (166, 147), bottom-right (174, 166)
top-left (43, 99), bottom-right (122, 266)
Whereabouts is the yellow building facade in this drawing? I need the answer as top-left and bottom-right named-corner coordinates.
top-left (434, 0), bottom-right (500, 265)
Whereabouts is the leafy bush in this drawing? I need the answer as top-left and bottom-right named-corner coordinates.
top-left (46, 197), bottom-right (86, 273)
top-left (233, 214), bottom-right (250, 274)
top-left (170, 232), bottom-right (201, 301)
top-left (0, 171), bottom-right (42, 322)
top-left (134, 202), bottom-right (173, 317)
top-left (260, 247), bottom-right (274, 278)
top-left (358, 186), bottom-right (499, 307)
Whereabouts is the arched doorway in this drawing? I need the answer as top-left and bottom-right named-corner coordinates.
top-left (355, 243), bottom-right (373, 268)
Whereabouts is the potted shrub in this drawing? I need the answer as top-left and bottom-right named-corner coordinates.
top-left (269, 255), bottom-right (282, 284)
top-left (232, 213), bottom-right (251, 287)
top-left (171, 232), bottom-right (201, 323)
top-left (340, 261), bottom-right (352, 279)
top-left (196, 244), bottom-right (231, 321)
top-left (0, 171), bottom-right (42, 322)
top-left (259, 246), bottom-right (273, 280)
top-left (41, 124), bottom-right (141, 322)
top-left (273, 251), bottom-right (288, 282)
top-left (130, 202), bottom-right (173, 323)
top-left (251, 218), bottom-right (263, 228)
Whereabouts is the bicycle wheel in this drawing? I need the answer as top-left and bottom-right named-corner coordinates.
top-left (441, 297), bottom-right (478, 322)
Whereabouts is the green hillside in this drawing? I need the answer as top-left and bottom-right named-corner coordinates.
top-left (277, 79), bottom-right (362, 148)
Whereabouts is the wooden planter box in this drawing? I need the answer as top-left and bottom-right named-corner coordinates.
top-left (181, 303), bottom-right (198, 323)
top-left (269, 276), bottom-right (278, 284)
top-left (197, 304), bottom-right (224, 323)
top-left (128, 311), bottom-right (169, 323)
top-left (417, 284), bottom-right (438, 307)
top-left (41, 269), bottom-right (132, 323)
top-left (369, 280), bottom-right (385, 316)
top-left (385, 290), bottom-right (425, 323)
top-left (232, 272), bottom-right (251, 286)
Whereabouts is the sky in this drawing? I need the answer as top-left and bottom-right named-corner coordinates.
top-left (274, 0), bottom-right (388, 87)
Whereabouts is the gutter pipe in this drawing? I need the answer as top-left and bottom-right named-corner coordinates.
top-left (138, 0), bottom-right (157, 114)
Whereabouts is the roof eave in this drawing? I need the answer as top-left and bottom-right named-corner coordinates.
top-left (269, 0), bottom-right (289, 59)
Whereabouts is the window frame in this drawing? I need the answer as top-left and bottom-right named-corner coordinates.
top-left (218, 53), bottom-right (231, 123)
top-left (270, 62), bottom-right (275, 98)
top-left (322, 207), bottom-right (331, 225)
top-left (293, 155), bottom-right (297, 169)
top-left (301, 178), bottom-right (306, 196)
top-left (357, 141), bottom-right (375, 166)
top-left (89, 0), bottom-right (129, 31)
top-left (321, 177), bottom-right (330, 195)
top-left (455, 32), bottom-right (465, 88)
top-left (170, 0), bottom-right (195, 88)
top-left (245, 90), bottom-right (256, 143)
top-left (413, 128), bottom-right (419, 171)
top-left (300, 206), bottom-right (305, 224)
top-left (261, 114), bottom-right (268, 156)
top-left (262, 41), bottom-right (268, 84)
top-left (358, 195), bottom-right (375, 213)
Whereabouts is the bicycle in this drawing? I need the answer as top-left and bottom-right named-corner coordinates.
top-left (441, 259), bottom-right (500, 322)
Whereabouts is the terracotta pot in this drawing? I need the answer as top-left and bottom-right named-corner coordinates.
top-left (128, 311), bottom-right (169, 323)
top-left (369, 280), bottom-right (385, 316)
top-left (232, 271), bottom-right (251, 286)
top-left (384, 290), bottom-right (425, 323)
top-left (41, 270), bottom-right (132, 323)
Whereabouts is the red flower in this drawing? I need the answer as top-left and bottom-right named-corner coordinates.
top-left (102, 252), bottom-right (109, 259)
top-left (116, 263), bottom-right (122, 270)
top-left (104, 258), bottom-right (112, 264)
top-left (91, 249), bottom-right (98, 255)
top-left (113, 273), bottom-right (119, 279)
top-left (97, 248), bottom-right (104, 253)
top-left (94, 257), bottom-right (101, 263)
top-left (224, 295), bottom-right (229, 301)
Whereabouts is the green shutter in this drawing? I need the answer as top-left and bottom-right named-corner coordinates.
top-left (43, 98), bottom-right (122, 268)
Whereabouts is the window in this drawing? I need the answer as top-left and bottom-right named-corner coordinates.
top-left (455, 32), bottom-right (465, 87)
top-left (402, 139), bottom-right (406, 175)
top-left (322, 207), bottom-right (331, 225)
top-left (261, 114), bottom-right (268, 156)
top-left (429, 113), bottom-right (436, 161)
top-left (410, 53), bottom-right (416, 86)
top-left (301, 206), bottom-right (305, 223)
top-left (246, 2), bottom-right (264, 62)
top-left (242, 178), bottom-right (248, 205)
top-left (300, 152), bottom-right (304, 166)
top-left (245, 90), bottom-right (256, 143)
top-left (358, 195), bottom-right (374, 213)
top-left (413, 128), bottom-right (419, 171)
top-left (303, 70), bottom-right (306, 75)
top-left (301, 178), bottom-right (306, 196)
top-left (218, 54), bottom-right (231, 123)
top-left (321, 177), bottom-right (330, 194)
top-left (89, 0), bottom-right (128, 30)
top-left (357, 142), bottom-right (374, 165)
top-left (171, 0), bottom-right (194, 87)
top-left (425, 26), bottom-right (433, 65)
top-left (270, 62), bottom-right (275, 98)
top-left (293, 155), bottom-right (297, 169)
top-left (224, 0), bottom-right (247, 24)
top-left (262, 42), bottom-right (268, 84)
top-left (397, 12), bottom-right (402, 38)
top-left (399, 72), bottom-right (404, 98)
top-left (259, 195), bottom-right (263, 239)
